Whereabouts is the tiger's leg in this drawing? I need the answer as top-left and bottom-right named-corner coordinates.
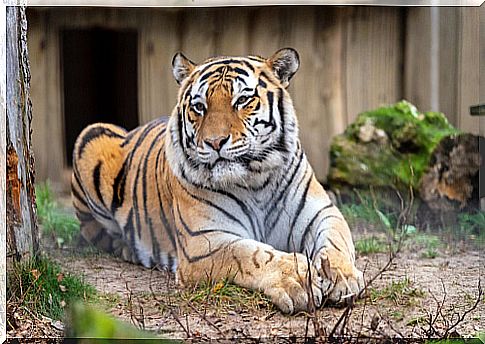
top-left (299, 181), bottom-right (365, 304)
top-left (309, 217), bottom-right (365, 304)
top-left (175, 228), bottom-right (324, 314)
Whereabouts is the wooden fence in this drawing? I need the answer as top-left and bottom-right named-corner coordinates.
top-left (27, 6), bottom-right (483, 187)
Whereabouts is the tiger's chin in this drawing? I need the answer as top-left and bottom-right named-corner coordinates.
top-left (187, 158), bottom-right (275, 190)
top-left (202, 160), bottom-right (252, 188)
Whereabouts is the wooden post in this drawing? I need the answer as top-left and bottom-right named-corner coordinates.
top-left (1, 5), bottom-right (6, 342)
top-left (6, 6), bottom-right (39, 262)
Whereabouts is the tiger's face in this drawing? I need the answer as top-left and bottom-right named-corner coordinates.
top-left (166, 49), bottom-right (300, 189)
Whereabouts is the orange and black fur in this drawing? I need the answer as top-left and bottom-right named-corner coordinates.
top-left (72, 48), bottom-right (364, 314)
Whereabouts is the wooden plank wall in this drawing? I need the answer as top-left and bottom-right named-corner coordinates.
top-left (480, 5), bottom-right (485, 137)
top-left (27, 7), bottom-right (481, 187)
top-left (404, 7), bottom-right (482, 134)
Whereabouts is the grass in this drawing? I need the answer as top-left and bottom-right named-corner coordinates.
top-left (457, 211), bottom-right (485, 245)
top-left (339, 188), bottom-right (447, 258)
top-left (370, 277), bottom-right (425, 306)
top-left (7, 255), bottom-right (96, 320)
top-left (36, 181), bottom-right (80, 246)
top-left (98, 292), bottom-right (122, 310)
top-left (406, 233), bottom-right (441, 259)
top-left (391, 310), bottom-right (404, 321)
top-left (339, 190), bottom-right (402, 235)
top-left (340, 202), bottom-right (382, 229)
top-left (180, 278), bottom-right (273, 313)
top-left (354, 236), bottom-right (387, 255)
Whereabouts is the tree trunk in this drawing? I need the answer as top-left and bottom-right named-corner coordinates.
top-left (419, 133), bottom-right (482, 213)
top-left (6, 6), bottom-right (39, 262)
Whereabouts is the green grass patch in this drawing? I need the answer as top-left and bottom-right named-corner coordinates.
top-left (354, 237), bottom-right (387, 255)
top-left (340, 202), bottom-right (381, 228)
top-left (97, 292), bottom-right (123, 311)
top-left (458, 210), bottom-right (485, 245)
top-left (405, 233), bottom-right (442, 259)
top-left (7, 255), bottom-right (96, 320)
top-left (339, 189), bottom-right (404, 234)
top-left (406, 315), bottom-right (428, 327)
top-left (370, 277), bottom-right (425, 306)
top-left (36, 181), bottom-right (80, 246)
top-left (390, 310), bottom-right (404, 321)
top-left (421, 247), bottom-right (439, 259)
top-left (181, 278), bottom-right (273, 312)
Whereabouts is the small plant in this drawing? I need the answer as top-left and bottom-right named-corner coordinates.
top-left (458, 211), bottom-right (485, 244)
top-left (98, 292), bottom-right (122, 310)
top-left (405, 232), bottom-right (441, 259)
top-left (406, 315), bottom-right (428, 327)
top-left (36, 181), bottom-right (80, 246)
top-left (391, 310), bottom-right (404, 321)
top-left (182, 278), bottom-right (272, 312)
top-left (422, 247), bottom-right (439, 259)
top-left (340, 192), bottom-right (398, 233)
top-left (340, 203), bottom-right (381, 228)
top-left (370, 277), bottom-right (425, 306)
top-left (354, 237), bottom-right (387, 255)
top-left (7, 255), bottom-right (96, 320)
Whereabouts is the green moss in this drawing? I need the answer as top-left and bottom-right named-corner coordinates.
top-left (328, 100), bottom-right (459, 190)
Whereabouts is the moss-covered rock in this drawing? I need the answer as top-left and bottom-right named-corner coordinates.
top-left (328, 100), bottom-right (459, 190)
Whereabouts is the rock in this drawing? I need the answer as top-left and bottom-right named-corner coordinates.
top-left (328, 100), bottom-right (483, 220)
top-left (328, 100), bottom-right (459, 191)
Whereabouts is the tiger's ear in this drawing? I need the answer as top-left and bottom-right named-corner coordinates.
top-left (268, 48), bottom-right (300, 87)
top-left (172, 52), bottom-right (196, 85)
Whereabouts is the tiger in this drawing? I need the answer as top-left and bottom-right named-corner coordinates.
top-left (71, 48), bottom-right (364, 314)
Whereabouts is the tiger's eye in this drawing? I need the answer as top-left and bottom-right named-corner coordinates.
top-left (236, 96), bottom-right (249, 105)
top-left (193, 103), bottom-right (205, 113)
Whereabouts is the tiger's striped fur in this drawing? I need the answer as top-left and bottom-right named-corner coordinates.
top-left (72, 48), bottom-right (364, 313)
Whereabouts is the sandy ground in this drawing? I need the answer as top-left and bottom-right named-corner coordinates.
top-left (47, 242), bottom-right (484, 341)
top-left (8, 192), bottom-right (484, 341)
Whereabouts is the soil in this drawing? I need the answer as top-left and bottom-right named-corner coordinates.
top-left (36, 237), bottom-right (484, 341)
top-left (7, 194), bottom-right (484, 341)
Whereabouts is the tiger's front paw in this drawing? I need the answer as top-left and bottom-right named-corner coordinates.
top-left (260, 252), bottom-right (323, 314)
top-left (315, 247), bottom-right (365, 305)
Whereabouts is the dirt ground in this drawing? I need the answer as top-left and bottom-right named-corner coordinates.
top-left (8, 192), bottom-right (484, 341)
top-left (43, 238), bottom-right (484, 341)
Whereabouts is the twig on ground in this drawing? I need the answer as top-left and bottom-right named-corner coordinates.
top-left (186, 301), bottom-right (224, 336)
top-left (419, 278), bottom-right (483, 339)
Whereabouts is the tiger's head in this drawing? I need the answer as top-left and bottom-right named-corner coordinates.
top-left (165, 48), bottom-right (301, 189)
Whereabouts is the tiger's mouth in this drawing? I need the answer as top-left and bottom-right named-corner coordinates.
top-left (204, 154), bottom-right (255, 170)
top-left (209, 157), bottom-right (231, 168)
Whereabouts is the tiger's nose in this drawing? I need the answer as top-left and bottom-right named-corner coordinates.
top-left (204, 135), bottom-right (230, 151)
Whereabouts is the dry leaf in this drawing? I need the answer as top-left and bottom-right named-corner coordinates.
top-left (31, 269), bottom-right (40, 280)
top-left (56, 273), bottom-right (64, 283)
top-left (59, 285), bottom-right (67, 292)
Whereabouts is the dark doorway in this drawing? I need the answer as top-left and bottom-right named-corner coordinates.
top-left (61, 28), bottom-right (139, 166)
